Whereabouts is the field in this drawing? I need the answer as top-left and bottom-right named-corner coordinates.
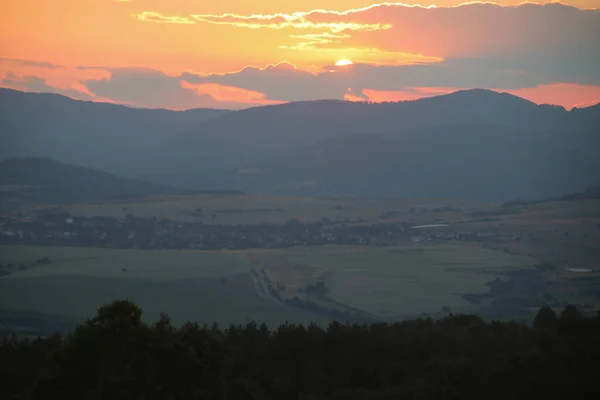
top-left (452, 199), bottom-right (600, 269)
top-left (244, 244), bottom-right (538, 318)
top-left (0, 245), bottom-right (330, 330)
top-left (34, 193), bottom-right (483, 225)
top-left (2, 195), bottom-right (599, 332)
top-left (0, 243), bottom-right (539, 331)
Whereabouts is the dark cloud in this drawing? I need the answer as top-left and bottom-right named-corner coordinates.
top-left (84, 68), bottom-right (203, 109)
top-left (180, 56), bottom-right (582, 103)
top-left (82, 68), bottom-right (276, 110)
top-left (180, 63), bottom-right (345, 102)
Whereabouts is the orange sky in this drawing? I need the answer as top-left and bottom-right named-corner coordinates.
top-left (1, 1), bottom-right (599, 109)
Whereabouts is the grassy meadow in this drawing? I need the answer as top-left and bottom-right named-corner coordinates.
top-left (244, 244), bottom-right (538, 318)
top-left (0, 243), bottom-right (538, 328)
top-left (0, 245), bottom-right (329, 328)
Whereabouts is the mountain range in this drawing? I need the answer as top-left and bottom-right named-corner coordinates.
top-left (1, 88), bottom-right (599, 202)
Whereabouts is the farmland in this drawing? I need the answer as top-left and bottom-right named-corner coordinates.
top-left (0, 243), bottom-right (540, 333)
top-left (1, 193), bottom-right (599, 333)
top-left (0, 246), bottom-right (330, 331)
top-left (41, 193), bottom-right (481, 225)
top-left (244, 244), bottom-right (538, 318)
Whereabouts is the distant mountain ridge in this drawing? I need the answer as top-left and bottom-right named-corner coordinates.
top-left (1, 88), bottom-right (599, 202)
top-left (147, 89), bottom-right (600, 201)
top-left (160, 89), bottom-right (584, 170)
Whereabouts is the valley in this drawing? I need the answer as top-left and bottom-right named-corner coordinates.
top-left (1, 89), bottom-right (599, 336)
top-left (1, 191), bottom-right (599, 334)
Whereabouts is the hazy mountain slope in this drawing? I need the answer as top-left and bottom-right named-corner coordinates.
top-left (0, 158), bottom-right (179, 205)
top-left (561, 185), bottom-right (600, 200)
top-left (158, 100), bottom-right (383, 172)
top-left (150, 90), bottom-right (599, 201)
top-left (174, 124), bottom-right (598, 201)
top-left (160, 90), bottom-right (572, 171)
top-left (0, 89), bottom-right (229, 175)
top-left (2, 88), bottom-right (598, 201)
top-left (268, 125), bottom-right (598, 200)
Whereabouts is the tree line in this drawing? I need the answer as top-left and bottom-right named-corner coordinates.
top-left (1, 301), bottom-right (599, 400)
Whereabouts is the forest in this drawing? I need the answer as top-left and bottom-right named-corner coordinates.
top-left (2, 301), bottom-right (599, 400)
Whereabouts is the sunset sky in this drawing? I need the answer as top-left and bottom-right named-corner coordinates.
top-left (1, 1), bottom-right (599, 109)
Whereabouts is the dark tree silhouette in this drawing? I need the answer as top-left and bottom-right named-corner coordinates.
top-left (533, 305), bottom-right (558, 331)
top-left (2, 301), bottom-right (600, 400)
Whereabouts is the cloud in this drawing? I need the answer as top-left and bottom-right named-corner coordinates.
top-left (2, 3), bottom-right (599, 111)
top-left (181, 62), bottom-right (348, 102)
top-left (180, 57), bottom-right (600, 109)
top-left (133, 3), bottom-right (600, 84)
top-left (0, 57), bottom-right (63, 69)
top-left (1, 74), bottom-right (94, 100)
top-left (0, 59), bottom-right (275, 110)
top-left (136, 3), bottom-right (599, 56)
top-left (502, 83), bottom-right (600, 109)
top-left (180, 82), bottom-right (283, 106)
top-left (343, 83), bottom-right (600, 110)
top-left (288, 32), bottom-right (352, 48)
top-left (82, 68), bottom-right (275, 109)
top-left (0, 58), bottom-right (110, 101)
top-left (3, 59), bottom-right (599, 110)
top-left (132, 11), bottom-right (195, 24)
top-left (178, 59), bottom-right (536, 102)
top-left (190, 11), bottom-right (392, 33)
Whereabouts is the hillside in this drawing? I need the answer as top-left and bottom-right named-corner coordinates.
top-left (0, 157), bottom-right (179, 205)
top-left (0, 89), bottom-right (229, 175)
top-left (151, 90), bottom-right (600, 201)
top-left (160, 90), bottom-right (556, 171)
top-left (560, 185), bottom-right (600, 200)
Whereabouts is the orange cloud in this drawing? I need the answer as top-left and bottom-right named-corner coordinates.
top-left (503, 83), bottom-right (600, 109)
top-left (180, 81), bottom-right (283, 106)
top-left (0, 58), bottom-right (111, 100)
top-left (359, 87), bottom-right (459, 102)
top-left (0, 59), bottom-right (283, 109)
top-left (346, 83), bottom-right (600, 109)
top-left (344, 88), bottom-right (368, 102)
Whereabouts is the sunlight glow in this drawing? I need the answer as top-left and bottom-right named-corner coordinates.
top-left (335, 59), bottom-right (354, 66)
top-left (335, 60), bottom-right (353, 67)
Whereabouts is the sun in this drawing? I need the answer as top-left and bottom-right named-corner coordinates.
top-left (335, 59), bottom-right (353, 66)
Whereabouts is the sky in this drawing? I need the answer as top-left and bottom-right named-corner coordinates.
top-left (1, 1), bottom-right (599, 110)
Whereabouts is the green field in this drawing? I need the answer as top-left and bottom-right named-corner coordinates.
top-left (0, 245), bottom-right (329, 328)
top-left (0, 245), bottom-right (249, 281)
top-left (0, 243), bottom-right (539, 329)
top-left (247, 244), bottom-right (538, 317)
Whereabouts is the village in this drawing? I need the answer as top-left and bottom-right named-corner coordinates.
top-left (0, 207), bottom-right (518, 251)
